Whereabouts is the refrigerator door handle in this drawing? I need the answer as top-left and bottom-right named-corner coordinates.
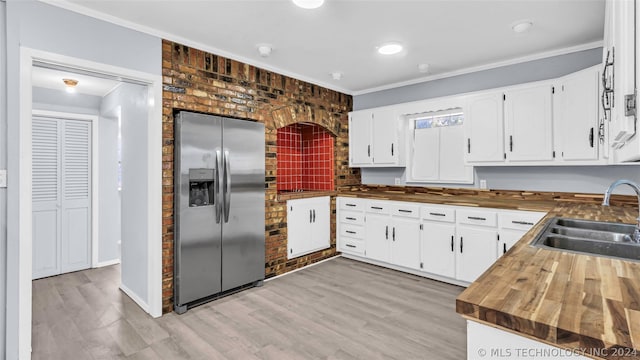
top-left (215, 149), bottom-right (222, 224)
top-left (223, 149), bottom-right (231, 223)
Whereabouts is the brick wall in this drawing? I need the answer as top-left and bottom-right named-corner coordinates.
top-left (162, 40), bottom-right (359, 313)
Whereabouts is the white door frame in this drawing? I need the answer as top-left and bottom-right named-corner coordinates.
top-left (15, 47), bottom-right (163, 359)
top-left (32, 110), bottom-right (99, 274)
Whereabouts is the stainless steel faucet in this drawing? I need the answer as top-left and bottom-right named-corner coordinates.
top-left (602, 179), bottom-right (640, 243)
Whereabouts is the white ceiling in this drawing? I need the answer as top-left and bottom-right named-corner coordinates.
top-left (47, 0), bottom-right (605, 95)
top-left (32, 66), bottom-right (121, 97)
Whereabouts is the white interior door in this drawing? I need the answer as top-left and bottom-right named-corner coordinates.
top-left (32, 117), bottom-right (62, 279)
top-left (61, 119), bottom-right (92, 273)
top-left (32, 116), bottom-right (92, 279)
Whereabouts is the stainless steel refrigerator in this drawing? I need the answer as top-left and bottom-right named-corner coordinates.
top-left (173, 111), bottom-right (265, 314)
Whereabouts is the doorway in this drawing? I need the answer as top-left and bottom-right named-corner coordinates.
top-left (31, 111), bottom-right (96, 279)
top-left (13, 47), bottom-right (163, 359)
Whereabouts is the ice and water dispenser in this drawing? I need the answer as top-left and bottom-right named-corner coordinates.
top-left (188, 168), bottom-right (215, 207)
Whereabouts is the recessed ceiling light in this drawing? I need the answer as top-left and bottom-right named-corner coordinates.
top-left (512, 20), bottom-right (533, 33)
top-left (63, 78), bottom-right (78, 94)
top-left (292, 0), bottom-right (324, 9)
top-left (417, 63), bottom-right (430, 73)
top-left (377, 43), bottom-right (403, 55)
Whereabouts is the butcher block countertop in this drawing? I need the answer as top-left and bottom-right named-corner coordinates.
top-left (457, 202), bottom-right (640, 358)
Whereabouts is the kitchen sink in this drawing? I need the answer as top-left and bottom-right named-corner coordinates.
top-left (531, 217), bottom-right (640, 262)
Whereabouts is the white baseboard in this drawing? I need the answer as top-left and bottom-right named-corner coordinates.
top-left (341, 253), bottom-right (470, 288)
top-left (264, 255), bottom-right (340, 282)
top-left (120, 283), bottom-right (150, 314)
top-left (95, 258), bottom-right (121, 268)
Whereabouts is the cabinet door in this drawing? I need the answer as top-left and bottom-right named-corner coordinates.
top-left (456, 226), bottom-right (498, 283)
top-left (465, 92), bottom-right (505, 162)
top-left (556, 68), bottom-right (599, 161)
top-left (365, 213), bottom-right (391, 262)
top-left (349, 110), bottom-right (372, 165)
top-left (439, 125), bottom-right (473, 183)
top-left (391, 218), bottom-right (421, 270)
top-left (498, 229), bottom-right (526, 257)
top-left (421, 222), bottom-right (456, 278)
top-left (312, 197), bottom-right (330, 251)
top-left (372, 108), bottom-right (398, 164)
top-left (287, 201), bottom-right (312, 259)
top-left (410, 128), bottom-right (439, 181)
top-left (504, 85), bottom-right (554, 161)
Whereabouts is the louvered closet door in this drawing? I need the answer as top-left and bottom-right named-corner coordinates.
top-left (32, 116), bottom-right (92, 279)
top-left (61, 119), bottom-right (92, 273)
top-left (32, 117), bottom-right (62, 279)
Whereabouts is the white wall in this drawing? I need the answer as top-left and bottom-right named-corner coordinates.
top-left (0, 1), bottom-right (7, 357)
top-left (97, 103), bottom-right (121, 264)
top-left (111, 83), bottom-right (150, 305)
top-left (4, 1), bottom-right (161, 358)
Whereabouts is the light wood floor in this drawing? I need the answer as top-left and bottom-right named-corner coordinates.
top-left (32, 257), bottom-right (467, 359)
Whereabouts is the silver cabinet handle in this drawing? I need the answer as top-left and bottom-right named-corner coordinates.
top-left (385, 226), bottom-right (388, 239)
top-left (346, 230), bottom-right (356, 234)
top-left (460, 237), bottom-right (464, 253)
top-left (313, 209), bottom-right (316, 223)
top-left (503, 243), bottom-right (507, 254)
top-left (346, 244), bottom-right (356, 248)
top-left (468, 216), bottom-right (486, 221)
top-left (309, 209), bottom-right (312, 223)
top-left (215, 149), bottom-right (222, 224)
top-left (511, 220), bottom-right (533, 226)
top-left (371, 206), bottom-right (383, 210)
top-left (398, 209), bottom-right (412, 213)
top-left (346, 217), bottom-right (356, 221)
top-left (392, 227), bottom-right (395, 241)
top-left (451, 235), bottom-right (454, 252)
top-left (430, 212), bottom-right (446, 217)
top-left (345, 203), bottom-right (356, 207)
top-left (223, 149), bottom-right (231, 223)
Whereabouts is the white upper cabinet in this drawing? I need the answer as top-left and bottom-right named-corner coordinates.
top-left (465, 92), bottom-right (505, 163)
top-left (504, 83), bottom-right (554, 162)
top-left (372, 107), bottom-right (400, 164)
top-left (349, 110), bottom-right (374, 165)
top-left (349, 107), bottom-right (404, 167)
top-left (554, 66), bottom-right (600, 162)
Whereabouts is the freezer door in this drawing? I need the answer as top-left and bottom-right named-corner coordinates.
top-left (221, 118), bottom-right (265, 291)
top-left (174, 112), bottom-right (223, 306)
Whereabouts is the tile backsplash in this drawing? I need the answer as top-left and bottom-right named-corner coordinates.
top-left (277, 123), bottom-right (334, 192)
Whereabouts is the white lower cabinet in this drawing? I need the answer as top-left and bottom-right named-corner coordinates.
top-left (421, 221), bottom-right (456, 278)
top-left (455, 226), bottom-right (498, 283)
top-left (364, 213), bottom-right (391, 262)
top-left (390, 203), bottom-right (421, 270)
top-left (336, 197), bottom-right (546, 286)
top-left (287, 196), bottom-right (330, 259)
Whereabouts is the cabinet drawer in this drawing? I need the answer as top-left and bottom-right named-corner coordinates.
top-left (366, 201), bottom-right (389, 214)
top-left (499, 212), bottom-right (545, 231)
top-left (339, 197), bottom-right (366, 211)
top-left (457, 209), bottom-right (497, 227)
top-left (421, 206), bottom-right (455, 223)
top-left (340, 224), bottom-right (364, 239)
top-left (390, 203), bottom-right (420, 218)
top-left (339, 211), bottom-right (364, 225)
top-left (339, 238), bottom-right (365, 255)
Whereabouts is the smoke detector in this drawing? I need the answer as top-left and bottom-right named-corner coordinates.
top-left (417, 63), bottom-right (430, 73)
top-left (330, 72), bottom-right (343, 80)
top-left (511, 20), bottom-right (533, 33)
top-left (257, 45), bottom-right (272, 57)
